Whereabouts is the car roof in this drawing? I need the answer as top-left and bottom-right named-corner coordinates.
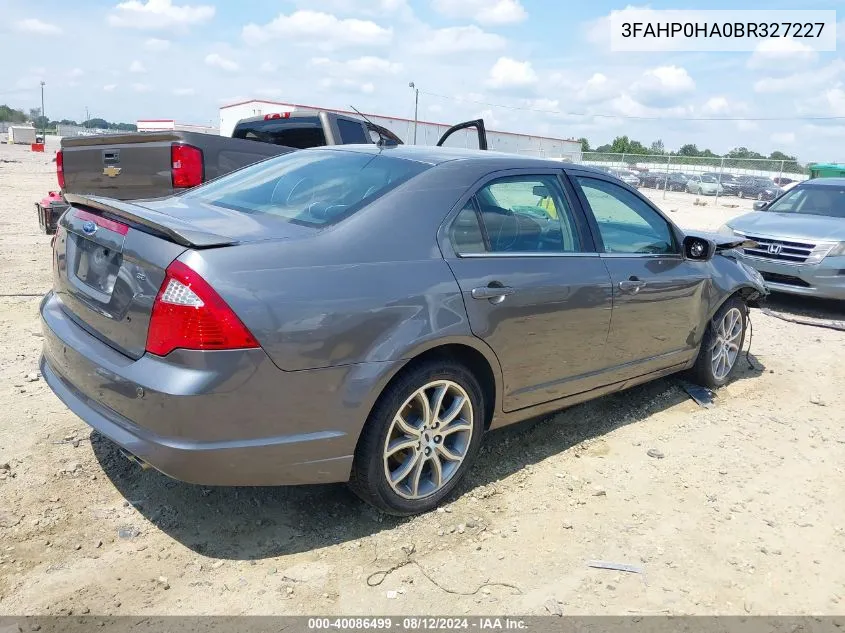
top-left (307, 143), bottom-right (610, 174)
top-left (795, 177), bottom-right (845, 187)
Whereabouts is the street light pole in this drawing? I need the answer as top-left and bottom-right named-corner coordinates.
top-left (40, 81), bottom-right (45, 136)
top-left (408, 81), bottom-right (418, 144)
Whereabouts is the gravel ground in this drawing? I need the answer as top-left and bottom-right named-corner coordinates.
top-left (1, 139), bottom-right (844, 616)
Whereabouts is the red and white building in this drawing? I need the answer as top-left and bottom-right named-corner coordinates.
top-left (136, 119), bottom-right (218, 134)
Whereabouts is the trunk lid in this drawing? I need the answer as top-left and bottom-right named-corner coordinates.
top-left (53, 195), bottom-right (313, 359)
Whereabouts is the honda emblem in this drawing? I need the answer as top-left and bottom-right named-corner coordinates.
top-left (767, 243), bottom-right (782, 255)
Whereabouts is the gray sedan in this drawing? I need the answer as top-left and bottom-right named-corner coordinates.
top-left (40, 146), bottom-right (766, 515)
top-left (720, 178), bottom-right (845, 300)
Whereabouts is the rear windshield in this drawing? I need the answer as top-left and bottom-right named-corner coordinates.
top-left (181, 149), bottom-right (429, 227)
top-left (765, 185), bottom-right (845, 218)
top-left (232, 117), bottom-right (327, 149)
top-left (701, 176), bottom-right (717, 183)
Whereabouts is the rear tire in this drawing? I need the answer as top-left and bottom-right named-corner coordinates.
top-left (690, 297), bottom-right (748, 389)
top-left (348, 360), bottom-right (485, 516)
top-left (738, 190), bottom-right (745, 199)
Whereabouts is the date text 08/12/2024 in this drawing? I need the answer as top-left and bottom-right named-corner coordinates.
top-left (307, 618), bottom-right (527, 630)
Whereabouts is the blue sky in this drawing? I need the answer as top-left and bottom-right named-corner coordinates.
top-left (3, 0), bottom-right (844, 160)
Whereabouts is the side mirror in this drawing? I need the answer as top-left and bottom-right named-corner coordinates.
top-left (752, 201), bottom-right (768, 211)
top-left (532, 185), bottom-right (550, 198)
top-left (683, 235), bottom-right (715, 261)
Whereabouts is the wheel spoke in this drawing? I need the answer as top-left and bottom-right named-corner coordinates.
top-left (385, 436), bottom-right (419, 458)
top-left (390, 450), bottom-right (421, 484)
top-left (431, 384), bottom-right (448, 422)
top-left (416, 390), bottom-right (433, 427)
top-left (393, 414), bottom-right (421, 438)
top-left (440, 419), bottom-right (472, 437)
top-left (438, 395), bottom-right (466, 426)
top-left (409, 455), bottom-right (426, 497)
top-left (429, 454), bottom-right (444, 489)
top-left (436, 443), bottom-right (462, 462)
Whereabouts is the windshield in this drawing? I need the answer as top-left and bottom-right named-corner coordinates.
top-left (701, 176), bottom-right (717, 183)
top-left (181, 149), bottom-right (429, 227)
top-left (765, 185), bottom-right (845, 218)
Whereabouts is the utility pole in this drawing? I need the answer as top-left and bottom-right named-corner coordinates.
top-left (408, 81), bottom-right (418, 144)
top-left (85, 106), bottom-right (89, 126)
top-left (40, 81), bottom-right (45, 136)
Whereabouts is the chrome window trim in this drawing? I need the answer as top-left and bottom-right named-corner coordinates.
top-left (456, 251), bottom-right (601, 259)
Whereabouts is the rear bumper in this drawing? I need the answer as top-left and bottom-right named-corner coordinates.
top-left (39, 291), bottom-right (396, 486)
top-left (737, 255), bottom-right (845, 300)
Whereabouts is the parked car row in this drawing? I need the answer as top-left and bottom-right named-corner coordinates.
top-left (633, 170), bottom-right (787, 200)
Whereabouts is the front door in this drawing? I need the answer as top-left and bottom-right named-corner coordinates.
top-left (443, 171), bottom-right (613, 411)
top-left (571, 175), bottom-right (709, 378)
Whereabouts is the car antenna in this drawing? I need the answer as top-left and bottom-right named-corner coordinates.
top-left (349, 105), bottom-right (387, 149)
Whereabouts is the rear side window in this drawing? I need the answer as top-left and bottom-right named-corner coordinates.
top-left (232, 117), bottom-right (327, 149)
top-left (181, 150), bottom-right (429, 227)
top-left (336, 119), bottom-right (369, 144)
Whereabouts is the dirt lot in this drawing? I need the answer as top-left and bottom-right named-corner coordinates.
top-left (1, 140), bottom-right (844, 616)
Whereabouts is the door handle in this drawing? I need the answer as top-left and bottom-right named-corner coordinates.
top-left (618, 279), bottom-right (647, 293)
top-left (471, 285), bottom-right (515, 301)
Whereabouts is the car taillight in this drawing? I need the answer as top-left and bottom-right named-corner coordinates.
top-left (56, 150), bottom-right (65, 189)
top-left (264, 112), bottom-right (290, 120)
top-left (146, 260), bottom-right (259, 356)
top-left (171, 144), bottom-right (203, 189)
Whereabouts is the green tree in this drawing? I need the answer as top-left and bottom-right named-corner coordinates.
top-left (578, 137), bottom-right (591, 152)
top-left (650, 139), bottom-right (665, 154)
top-left (769, 150), bottom-right (796, 161)
top-left (0, 105), bottom-right (27, 123)
top-left (33, 115), bottom-right (49, 129)
top-left (678, 144), bottom-right (700, 157)
top-left (84, 118), bottom-right (109, 129)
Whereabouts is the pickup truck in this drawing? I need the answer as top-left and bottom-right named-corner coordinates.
top-left (37, 110), bottom-right (477, 234)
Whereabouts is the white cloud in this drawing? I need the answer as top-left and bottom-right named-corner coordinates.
top-left (259, 62), bottom-right (278, 74)
top-left (486, 57), bottom-right (537, 89)
top-left (754, 59), bottom-right (845, 94)
top-left (243, 11), bottom-right (392, 50)
top-left (771, 132), bottom-right (796, 145)
top-left (108, 0), bottom-right (215, 30)
top-left (428, 104), bottom-right (443, 114)
top-left (416, 25), bottom-right (506, 55)
top-left (576, 72), bottom-right (617, 104)
top-left (361, 82), bottom-right (375, 94)
top-left (103, 84), bottom-right (118, 92)
top-left (144, 38), bottom-right (171, 51)
top-left (797, 83), bottom-right (845, 118)
top-left (432, 0), bottom-right (527, 25)
top-left (173, 87), bottom-right (195, 96)
top-left (610, 93), bottom-right (690, 119)
top-left (747, 38), bottom-right (818, 71)
top-left (129, 60), bottom-right (147, 73)
top-left (346, 56), bottom-right (402, 74)
top-left (204, 53), bottom-right (239, 72)
top-left (630, 65), bottom-right (695, 107)
top-left (318, 77), bottom-right (377, 94)
top-left (131, 83), bottom-right (152, 92)
top-left (68, 68), bottom-right (85, 79)
top-left (14, 18), bottom-right (61, 35)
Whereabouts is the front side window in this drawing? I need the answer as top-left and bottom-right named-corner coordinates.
top-left (450, 175), bottom-right (582, 254)
top-left (576, 176), bottom-right (678, 255)
top-left (336, 118), bottom-right (369, 144)
top-left (182, 149), bottom-right (428, 227)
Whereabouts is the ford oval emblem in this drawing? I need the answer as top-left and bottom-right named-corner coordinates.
top-left (82, 220), bottom-right (97, 235)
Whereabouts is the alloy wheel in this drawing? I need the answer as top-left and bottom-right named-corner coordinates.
top-left (382, 380), bottom-right (474, 500)
top-left (710, 307), bottom-right (743, 381)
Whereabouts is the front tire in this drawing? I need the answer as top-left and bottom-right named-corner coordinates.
top-left (738, 190), bottom-right (745, 199)
top-left (690, 297), bottom-right (747, 389)
top-left (348, 360), bottom-right (485, 516)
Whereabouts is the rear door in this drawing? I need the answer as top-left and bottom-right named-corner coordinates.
top-left (441, 169), bottom-right (613, 411)
top-left (569, 173), bottom-right (708, 378)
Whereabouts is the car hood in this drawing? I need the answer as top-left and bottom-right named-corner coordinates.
top-left (728, 211), bottom-right (845, 242)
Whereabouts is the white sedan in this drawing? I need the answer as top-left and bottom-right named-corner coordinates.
top-left (686, 175), bottom-right (725, 196)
